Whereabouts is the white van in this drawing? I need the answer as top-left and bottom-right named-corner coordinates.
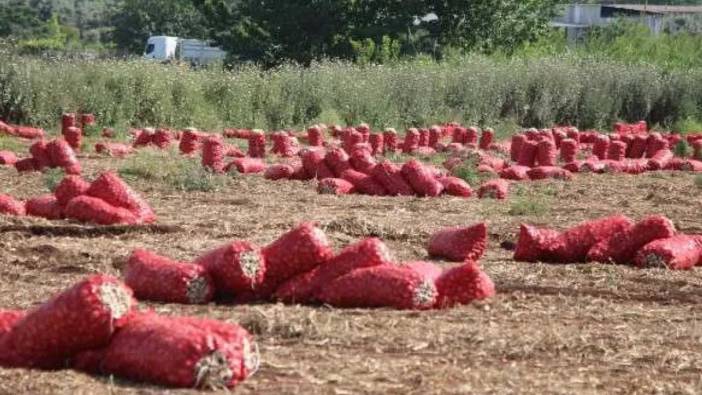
top-left (144, 36), bottom-right (227, 65)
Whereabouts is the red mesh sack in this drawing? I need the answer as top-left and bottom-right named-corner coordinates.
top-left (401, 159), bottom-right (444, 197)
top-left (607, 141), bottom-right (627, 161)
top-left (619, 159), bottom-right (649, 175)
top-left (510, 134), bottom-right (526, 161)
top-left (371, 161), bottom-right (414, 196)
top-left (46, 139), bottom-right (81, 174)
top-left (479, 155), bottom-right (506, 171)
top-left (62, 127), bottom-right (82, 151)
top-left (427, 223), bottom-right (487, 262)
top-left (580, 159), bottom-right (606, 174)
top-left (566, 128), bottom-right (580, 143)
top-left (132, 128), bottom-right (153, 146)
top-left (646, 136), bottom-right (668, 158)
top-left (25, 195), bottom-right (63, 220)
top-left (307, 126), bottom-right (324, 147)
top-left (551, 215), bottom-right (634, 263)
top-left (0, 150), bottom-right (17, 165)
top-left (404, 261), bottom-right (442, 283)
top-left (247, 130), bottom-right (266, 158)
top-left (275, 237), bottom-right (394, 304)
top-left (271, 132), bottom-right (298, 157)
top-left (196, 240), bottom-right (266, 296)
top-left (665, 157), bottom-right (686, 171)
top-left (479, 128), bottom-right (494, 150)
top-left (402, 128), bottom-right (420, 154)
top-left (559, 139), bottom-right (578, 163)
top-left (0, 275), bottom-right (134, 369)
top-left (264, 164), bottom-right (295, 180)
top-left (317, 178), bottom-right (355, 195)
top-left (64, 196), bottom-right (138, 225)
top-left (369, 133), bottom-right (384, 155)
top-left (0, 310), bottom-right (25, 339)
top-left (627, 135), bottom-right (648, 158)
top-left (202, 136), bottom-right (225, 173)
top-left (101, 128), bottom-right (115, 138)
top-left (418, 128), bottom-right (430, 147)
top-left (517, 140), bottom-right (538, 167)
top-left (342, 130), bottom-right (364, 154)
top-left (226, 158), bottom-right (266, 174)
top-left (55, 175), bottom-right (90, 207)
top-left (562, 161), bottom-right (581, 173)
top-left (80, 114), bottom-right (95, 127)
top-left (257, 222), bottom-right (334, 299)
top-left (513, 224), bottom-right (562, 262)
top-left (95, 142), bottom-right (133, 158)
top-left (61, 113), bottom-right (76, 130)
top-left (86, 172), bottom-right (156, 223)
top-left (680, 159), bottom-right (702, 172)
top-left (527, 166), bottom-right (573, 181)
top-left (151, 129), bottom-right (172, 149)
top-left (693, 140), bottom-right (702, 159)
top-left (499, 165), bottom-right (530, 181)
top-left (12, 126), bottom-right (45, 139)
top-left (634, 236), bottom-right (701, 270)
top-left (179, 128), bottom-right (202, 155)
top-left (434, 261), bottom-right (495, 309)
top-left (477, 179), bottom-right (509, 200)
top-left (452, 127), bottom-right (466, 144)
top-left (0, 194), bottom-right (26, 216)
top-left (465, 127), bottom-right (479, 145)
top-left (647, 149), bottom-right (673, 171)
top-left (301, 148), bottom-right (333, 180)
top-left (317, 265), bottom-right (437, 310)
top-left (341, 169), bottom-right (387, 196)
top-left (14, 158), bottom-right (37, 173)
top-left (325, 148), bottom-right (351, 177)
top-left (592, 135), bottom-right (610, 160)
top-left (30, 139), bottom-right (52, 170)
top-left (125, 249), bottom-right (214, 304)
top-left (349, 148), bottom-right (377, 174)
top-left (553, 129), bottom-right (567, 148)
top-left (536, 140), bottom-right (557, 166)
top-left (428, 126), bottom-right (442, 149)
top-left (438, 176), bottom-right (472, 198)
top-left (87, 313), bottom-right (255, 389)
top-left (587, 215), bottom-right (676, 265)
top-left (382, 129), bottom-right (398, 153)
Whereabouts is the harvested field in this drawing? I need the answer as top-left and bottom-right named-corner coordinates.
top-left (1, 149), bottom-right (701, 394)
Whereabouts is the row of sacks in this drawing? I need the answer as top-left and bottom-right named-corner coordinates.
top-left (120, 222), bottom-right (495, 310)
top-left (5, 138), bottom-right (82, 175)
top-left (0, 275), bottom-right (257, 389)
top-left (0, 172), bottom-right (156, 225)
top-left (0, 120), bottom-right (45, 140)
top-left (514, 214), bottom-right (702, 270)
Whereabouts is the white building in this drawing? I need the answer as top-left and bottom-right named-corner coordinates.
top-left (552, 4), bottom-right (702, 42)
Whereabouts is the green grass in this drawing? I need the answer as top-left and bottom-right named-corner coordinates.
top-left (0, 135), bottom-right (27, 153)
top-left (4, 52), bottom-right (702, 134)
top-left (42, 168), bottom-right (65, 192)
top-left (118, 149), bottom-right (230, 192)
top-left (508, 198), bottom-right (550, 216)
top-left (674, 140), bottom-right (692, 158)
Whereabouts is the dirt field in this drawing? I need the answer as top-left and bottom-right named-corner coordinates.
top-left (1, 149), bottom-right (701, 394)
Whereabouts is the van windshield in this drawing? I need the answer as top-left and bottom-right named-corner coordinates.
top-left (145, 44), bottom-right (155, 55)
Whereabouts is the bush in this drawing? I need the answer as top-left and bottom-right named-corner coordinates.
top-left (3, 53), bottom-right (702, 132)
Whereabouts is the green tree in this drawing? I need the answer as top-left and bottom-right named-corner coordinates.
top-left (421, 0), bottom-right (560, 54)
top-left (111, 0), bottom-right (209, 53)
top-left (0, 1), bottom-right (43, 38)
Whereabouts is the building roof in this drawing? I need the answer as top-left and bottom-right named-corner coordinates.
top-left (604, 4), bottom-right (702, 15)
